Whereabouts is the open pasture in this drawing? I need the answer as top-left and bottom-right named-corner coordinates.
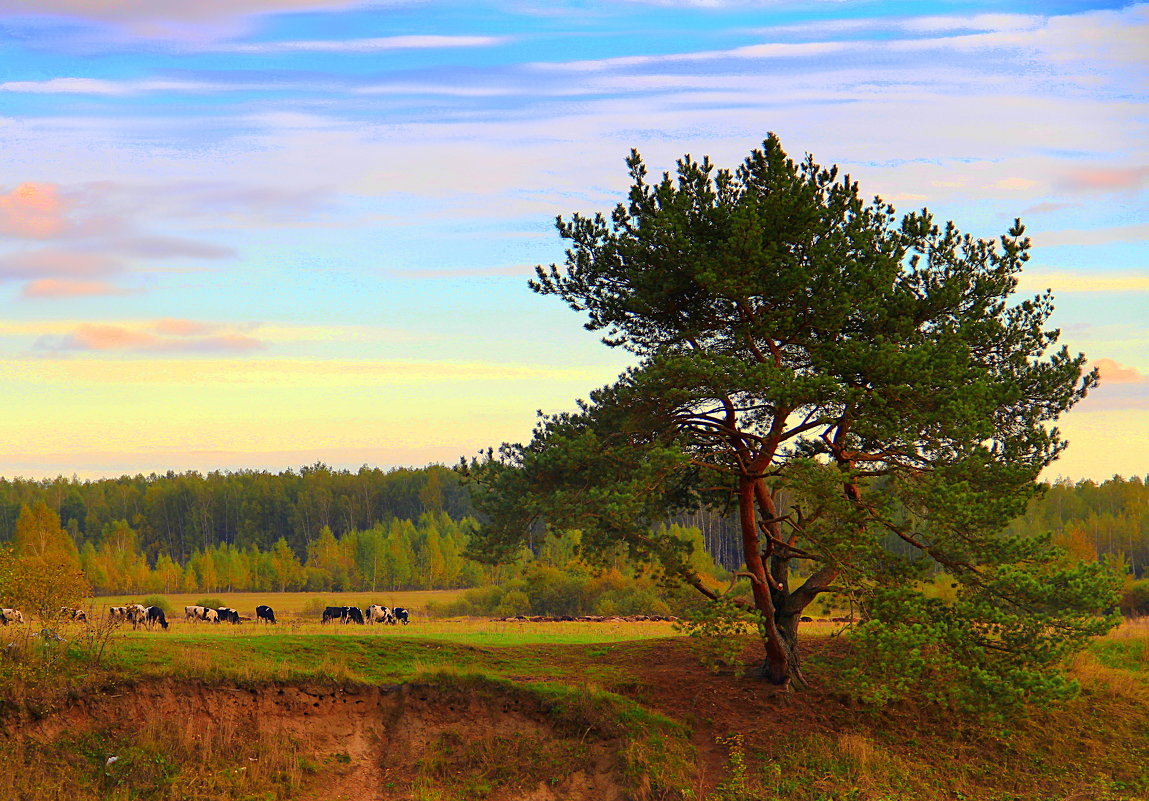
top-left (81, 617), bottom-right (692, 693)
top-left (91, 589), bottom-right (466, 619)
top-left (117, 615), bottom-right (683, 647)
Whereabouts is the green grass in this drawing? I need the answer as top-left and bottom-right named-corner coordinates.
top-left (103, 626), bottom-right (672, 689)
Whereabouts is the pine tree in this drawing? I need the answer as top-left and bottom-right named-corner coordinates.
top-left (466, 134), bottom-right (1119, 707)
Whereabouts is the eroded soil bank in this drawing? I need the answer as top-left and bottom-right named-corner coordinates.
top-left (3, 679), bottom-right (637, 801)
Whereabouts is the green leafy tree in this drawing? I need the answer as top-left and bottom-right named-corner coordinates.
top-left (0, 547), bottom-right (90, 621)
top-left (14, 502), bottom-right (79, 568)
top-left (269, 537), bottom-right (304, 591)
top-left (465, 134), bottom-right (1119, 706)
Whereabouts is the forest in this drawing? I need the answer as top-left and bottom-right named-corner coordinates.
top-left (0, 465), bottom-right (1146, 596)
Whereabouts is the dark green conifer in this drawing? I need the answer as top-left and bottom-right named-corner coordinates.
top-left (465, 135), bottom-right (1119, 706)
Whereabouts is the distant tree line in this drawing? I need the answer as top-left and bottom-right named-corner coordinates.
top-left (0, 465), bottom-right (1145, 599)
top-left (0, 463), bottom-right (473, 564)
top-left (1006, 475), bottom-right (1149, 578)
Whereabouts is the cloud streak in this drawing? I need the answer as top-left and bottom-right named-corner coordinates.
top-left (1018, 270), bottom-right (1149, 294)
top-left (208, 35), bottom-right (508, 54)
top-left (21, 279), bottom-right (135, 298)
top-left (33, 322), bottom-right (266, 353)
top-left (0, 183), bottom-right (67, 239)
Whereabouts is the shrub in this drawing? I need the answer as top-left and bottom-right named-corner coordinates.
top-left (301, 598), bottom-right (330, 618)
top-left (140, 595), bottom-right (172, 614)
top-left (1120, 578), bottom-right (1149, 617)
top-left (194, 597), bottom-right (223, 610)
top-left (494, 589), bottom-right (531, 617)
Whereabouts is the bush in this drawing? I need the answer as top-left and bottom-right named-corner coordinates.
top-left (1120, 578), bottom-right (1149, 616)
top-left (494, 590), bottom-right (531, 617)
top-left (140, 595), bottom-right (172, 614)
top-left (194, 597), bottom-right (223, 610)
top-left (431, 565), bottom-right (693, 618)
top-left (301, 598), bottom-right (330, 618)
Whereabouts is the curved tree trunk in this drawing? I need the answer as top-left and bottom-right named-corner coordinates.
top-left (737, 478), bottom-right (791, 686)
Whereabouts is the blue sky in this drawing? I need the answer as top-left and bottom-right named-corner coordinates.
top-left (0, 0), bottom-right (1146, 480)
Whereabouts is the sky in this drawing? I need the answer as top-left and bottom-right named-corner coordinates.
top-left (0, 0), bottom-right (1146, 483)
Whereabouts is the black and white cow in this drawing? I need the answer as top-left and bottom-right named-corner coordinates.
top-left (322, 606), bottom-right (365, 624)
top-left (216, 607), bottom-right (241, 624)
top-left (1, 608), bottom-right (24, 625)
top-left (255, 604), bottom-right (276, 624)
top-left (185, 605), bottom-right (206, 622)
top-left (366, 604), bottom-right (395, 624)
top-left (60, 607), bottom-right (88, 622)
top-left (125, 603), bottom-right (149, 627)
top-left (145, 606), bottom-right (169, 630)
top-left (393, 607), bottom-right (410, 625)
top-left (108, 606), bottom-right (127, 623)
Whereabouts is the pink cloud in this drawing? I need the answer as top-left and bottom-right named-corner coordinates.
top-left (21, 279), bottom-right (133, 298)
top-left (1020, 201), bottom-right (1078, 215)
top-left (32, 322), bottom-right (266, 354)
top-left (0, 183), bottom-right (67, 239)
top-left (1062, 166), bottom-right (1149, 193)
top-left (68, 324), bottom-right (156, 351)
top-left (1095, 358), bottom-right (1146, 384)
top-left (154, 318), bottom-right (214, 336)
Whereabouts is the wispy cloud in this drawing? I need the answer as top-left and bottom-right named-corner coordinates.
top-left (0, 249), bottom-right (121, 280)
top-left (530, 40), bottom-right (847, 72)
top-left (1095, 358), bottom-right (1147, 384)
top-left (1018, 270), bottom-right (1149, 294)
top-left (1034, 224), bottom-right (1149, 248)
top-left (1, 77), bottom-right (281, 95)
top-left (208, 35), bottom-right (508, 54)
top-left (0, 183), bottom-right (67, 238)
top-left (21, 279), bottom-right (135, 298)
top-left (392, 263), bottom-right (537, 279)
top-left (1061, 166), bottom-right (1149, 194)
top-left (33, 322), bottom-right (266, 353)
top-left (0, 0), bottom-right (370, 23)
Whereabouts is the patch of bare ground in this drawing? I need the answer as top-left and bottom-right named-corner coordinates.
top-left (5, 680), bottom-right (630, 801)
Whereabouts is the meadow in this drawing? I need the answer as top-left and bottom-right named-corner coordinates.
top-left (1, 597), bottom-right (1146, 801)
top-left (91, 590), bottom-right (468, 619)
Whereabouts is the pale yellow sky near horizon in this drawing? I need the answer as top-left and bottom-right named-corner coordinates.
top-left (0, 353), bottom-right (1142, 484)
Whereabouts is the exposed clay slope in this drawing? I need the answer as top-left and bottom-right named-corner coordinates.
top-left (11, 680), bottom-right (630, 801)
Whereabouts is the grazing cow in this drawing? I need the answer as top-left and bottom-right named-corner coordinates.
top-left (108, 606), bottom-right (127, 623)
top-left (216, 607), bottom-right (241, 624)
top-left (185, 605), bottom-right (206, 622)
top-left (255, 604), bottom-right (276, 624)
top-left (145, 606), bottom-right (169, 630)
top-left (1, 608), bottom-right (24, 625)
top-left (124, 603), bottom-right (148, 627)
top-left (322, 606), bottom-right (347, 624)
top-left (366, 604), bottom-right (395, 624)
top-left (60, 607), bottom-right (88, 622)
top-left (203, 608), bottom-right (219, 624)
top-left (345, 606), bottom-right (365, 625)
top-left (392, 607), bottom-right (410, 625)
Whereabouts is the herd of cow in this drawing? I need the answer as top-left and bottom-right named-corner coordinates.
top-left (322, 604), bottom-right (409, 625)
top-left (1, 603), bottom-right (411, 629)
